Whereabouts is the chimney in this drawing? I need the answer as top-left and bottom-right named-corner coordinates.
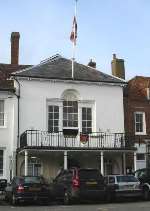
top-left (11, 32), bottom-right (20, 65)
top-left (88, 59), bottom-right (96, 68)
top-left (111, 53), bottom-right (125, 79)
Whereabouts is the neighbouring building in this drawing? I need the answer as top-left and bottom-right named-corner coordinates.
top-left (124, 76), bottom-right (150, 170)
top-left (0, 32), bottom-right (30, 181)
top-left (11, 54), bottom-right (137, 181)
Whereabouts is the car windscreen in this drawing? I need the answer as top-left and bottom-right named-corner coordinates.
top-left (116, 175), bottom-right (138, 183)
top-left (79, 169), bottom-right (102, 180)
top-left (19, 177), bottom-right (45, 184)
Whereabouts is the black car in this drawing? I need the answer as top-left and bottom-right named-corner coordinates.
top-left (5, 176), bottom-right (51, 205)
top-left (135, 168), bottom-right (150, 200)
top-left (52, 168), bottom-right (106, 204)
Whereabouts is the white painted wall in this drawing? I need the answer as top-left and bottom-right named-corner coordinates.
top-left (17, 79), bottom-right (124, 134)
top-left (0, 92), bottom-right (17, 181)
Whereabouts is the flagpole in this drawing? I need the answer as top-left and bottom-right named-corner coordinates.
top-left (72, 0), bottom-right (77, 79)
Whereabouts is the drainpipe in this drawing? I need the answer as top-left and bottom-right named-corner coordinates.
top-left (12, 78), bottom-right (20, 176)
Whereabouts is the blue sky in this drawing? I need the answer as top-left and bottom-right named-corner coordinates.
top-left (1, 0), bottom-right (150, 79)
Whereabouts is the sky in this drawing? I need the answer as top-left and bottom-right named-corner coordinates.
top-left (1, 0), bottom-right (150, 80)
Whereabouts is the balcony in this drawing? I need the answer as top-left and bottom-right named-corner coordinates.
top-left (18, 130), bottom-right (136, 151)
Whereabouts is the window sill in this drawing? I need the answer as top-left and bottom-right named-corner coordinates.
top-left (135, 132), bottom-right (147, 136)
top-left (0, 126), bottom-right (7, 129)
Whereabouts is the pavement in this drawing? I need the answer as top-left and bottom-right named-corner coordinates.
top-left (0, 201), bottom-right (150, 211)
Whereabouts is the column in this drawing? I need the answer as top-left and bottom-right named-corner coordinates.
top-left (123, 153), bottom-right (126, 175)
top-left (100, 151), bottom-right (104, 175)
top-left (64, 151), bottom-right (68, 170)
top-left (25, 150), bottom-right (28, 176)
top-left (134, 152), bottom-right (137, 171)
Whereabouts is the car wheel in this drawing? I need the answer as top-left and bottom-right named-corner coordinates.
top-left (143, 188), bottom-right (149, 201)
top-left (64, 191), bottom-right (72, 205)
top-left (11, 193), bottom-right (18, 206)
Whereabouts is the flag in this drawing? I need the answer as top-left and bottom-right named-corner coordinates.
top-left (70, 16), bottom-right (77, 45)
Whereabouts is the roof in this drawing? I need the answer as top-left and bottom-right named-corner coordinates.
top-left (0, 63), bottom-right (31, 80)
top-left (124, 76), bottom-right (150, 99)
top-left (12, 55), bottom-right (126, 84)
top-left (0, 63), bottom-right (31, 91)
top-left (0, 80), bottom-right (15, 92)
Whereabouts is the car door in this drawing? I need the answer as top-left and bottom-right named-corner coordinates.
top-left (5, 178), bottom-right (16, 200)
top-left (53, 172), bottom-right (65, 199)
top-left (107, 176), bottom-right (116, 192)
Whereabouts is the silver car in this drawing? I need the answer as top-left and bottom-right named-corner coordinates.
top-left (105, 175), bottom-right (142, 201)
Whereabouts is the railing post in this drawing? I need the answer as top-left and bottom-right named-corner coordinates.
top-left (100, 151), bottom-right (104, 175)
top-left (134, 152), bottom-right (137, 171)
top-left (123, 153), bottom-right (126, 174)
top-left (25, 150), bottom-right (28, 176)
top-left (64, 151), bottom-right (68, 170)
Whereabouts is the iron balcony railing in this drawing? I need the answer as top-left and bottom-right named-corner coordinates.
top-left (19, 130), bottom-right (136, 150)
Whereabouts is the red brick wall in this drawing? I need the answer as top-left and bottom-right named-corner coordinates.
top-left (124, 76), bottom-right (150, 143)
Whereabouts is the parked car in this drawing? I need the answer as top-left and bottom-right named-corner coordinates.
top-left (104, 175), bottom-right (142, 201)
top-left (52, 168), bottom-right (106, 204)
top-left (5, 176), bottom-right (52, 205)
top-left (135, 168), bottom-right (150, 200)
top-left (0, 179), bottom-right (7, 193)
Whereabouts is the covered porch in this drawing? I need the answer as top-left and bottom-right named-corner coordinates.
top-left (17, 149), bottom-right (137, 181)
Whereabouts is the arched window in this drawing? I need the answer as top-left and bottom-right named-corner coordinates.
top-left (20, 158), bottom-right (42, 176)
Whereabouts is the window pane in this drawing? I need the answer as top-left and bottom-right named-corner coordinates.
top-left (63, 113), bottom-right (67, 120)
top-left (54, 120), bottom-right (58, 126)
top-left (82, 121), bottom-right (86, 127)
top-left (87, 112), bottom-right (91, 120)
top-left (63, 120), bottom-right (67, 127)
top-left (0, 150), bottom-right (3, 176)
top-left (48, 113), bottom-right (53, 119)
top-left (73, 121), bottom-right (78, 127)
top-left (82, 113), bottom-right (86, 120)
top-left (136, 153), bottom-right (145, 160)
top-left (54, 127), bottom-right (59, 133)
top-left (54, 113), bottom-right (59, 119)
top-left (0, 101), bottom-right (4, 111)
top-left (87, 121), bottom-right (91, 127)
top-left (48, 106), bottom-right (53, 112)
top-left (48, 120), bottom-right (53, 126)
top-left (48, 126), bottom-right (53, 132)
top-left (54, 106), bottom-right (59, 112)
top-left (68, 101), bottom-right (72, 106)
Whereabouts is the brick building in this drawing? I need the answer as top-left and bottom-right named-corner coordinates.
top-left (124, 76), bottom-right (150, 170)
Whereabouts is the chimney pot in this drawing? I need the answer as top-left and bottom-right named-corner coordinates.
top-left (11, 32), bottom-right (20, 65)
top-left (113, 53), bottom-right (116, 59)
top-left (88, 59), bottom-right (96, 68)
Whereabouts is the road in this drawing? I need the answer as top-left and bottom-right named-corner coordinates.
top-left (0, 201), bottom-right (150, 211)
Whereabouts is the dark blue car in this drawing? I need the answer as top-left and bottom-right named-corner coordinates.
top-left (5, 176), bottom-right (52, 205)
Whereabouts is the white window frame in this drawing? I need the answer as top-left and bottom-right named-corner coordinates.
top-left (82, 107), bottom-right (92, 133)
top-left (134, 112), bottom-right (146, 135)
top-left (79, 100), bottom-right (95, 133)
top-left (46, 99), bottom-right (62, 132)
